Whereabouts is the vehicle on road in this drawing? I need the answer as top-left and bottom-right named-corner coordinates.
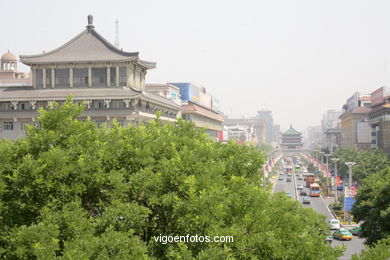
top-left (286, 177), bottom-right (292, 182)
top-left (305, 173), bottom-right (315, 187)
top-left (298, 175), bottom-right (303, 180)
top-left (284, 192), bottom-right (293, 198)
top-left (300, 190), bottom-right (307, 196)
top-left (337, 184), bottom-right (343, 191)
top-left (302, 196), bottom-right (311, 204)
top-left (325, 235), bottom-right (333, 243)
top-left (349, 226), bottom-right (362, 236)
top-left (278, 176), bottom-right (284, 180)
top-left (297, 184), bottom-right (304, 190)
top-left (328, 219), bottom-right (341, 230)
top-left (287, 173), bottom-right (292, 177)
top-left (333, 229), bottom-right (353, 241)
top-left (309, 183), bottom-right (321, 197)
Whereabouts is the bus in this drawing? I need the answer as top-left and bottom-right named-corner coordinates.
top-left (309, 183), bottom-right (321, 197)
top-left (305, 173), bottom-right (315, 188)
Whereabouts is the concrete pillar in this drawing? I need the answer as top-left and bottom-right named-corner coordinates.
top-left (69, 67), bottom-right (73, 88)
top-left (88, 66), bottom-right (92, 87)
top-left (116, 66), bottom-right (119, 87)
top-left (106, 66), bottom-right (110, 87)
top-left (42, 68), bottom-right (46, 88)
top-left (32, 68), bottom-right (36, 88)
top-left (126, 65), bottom-right (131, 87)
top-left (51, 68), bottom-right (55, 88)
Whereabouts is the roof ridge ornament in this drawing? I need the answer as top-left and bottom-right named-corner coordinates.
top-left (86, 14), bottom-right (94, 32)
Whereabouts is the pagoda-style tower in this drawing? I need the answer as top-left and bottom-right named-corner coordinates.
top-left (281, 124), bottom-right (303, 149)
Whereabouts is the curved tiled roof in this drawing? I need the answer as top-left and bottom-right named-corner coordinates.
top-left (1, 51), bottom-right (16, 61)
top-left (20, 26), bottom-right (155, 69)
top-left (283, 125), bottom-right (302, 135)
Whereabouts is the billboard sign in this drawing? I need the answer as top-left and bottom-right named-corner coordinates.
top-left (212, 96), bottom-right (221, 113)
top-left (199, 90), bottom-right (212, 109)
top-left (169, 82), bottom-right (200, 104)
top-left (346, 92), bottom-right (360, 112)
top-left (371, 87), bottom-right (390, 105)
top-left (344, 197), bottom-right (356, 211)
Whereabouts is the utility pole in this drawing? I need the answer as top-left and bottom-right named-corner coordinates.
top-left (115, 18), bottom-right (120, 48)
top-left (331, 158), bottom-right (339, 203)
top-left (324, 153), bottom-right (331, 196)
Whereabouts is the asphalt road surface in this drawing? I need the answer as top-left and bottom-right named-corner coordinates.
top-left (273, 171), bottom-right (365, 260)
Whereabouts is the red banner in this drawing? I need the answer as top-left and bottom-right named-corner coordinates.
top-left (336, 176), bottom-right (340, 186)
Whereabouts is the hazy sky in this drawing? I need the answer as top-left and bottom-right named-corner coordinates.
top-left (2, 0), bottom-right (390, 131)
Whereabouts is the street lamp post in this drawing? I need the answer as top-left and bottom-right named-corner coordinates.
top-left (324, 153), bottom-right (331, 196)
top-left (331, 158), bottom-right (339, 203)
top-left (319, 151), bottom-right (325, 174)
top-left (345, 162), bottom-right (356, 196)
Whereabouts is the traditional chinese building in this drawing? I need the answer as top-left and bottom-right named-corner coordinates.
top-left (281, 125), bottom-right (303, 149)
top-left (0, 15), bottom-right (180, 140)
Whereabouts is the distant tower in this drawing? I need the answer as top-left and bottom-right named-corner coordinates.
top-left (115, 18), bottom-right (120, 48)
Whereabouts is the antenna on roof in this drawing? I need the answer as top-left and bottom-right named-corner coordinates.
top-left (115, 18), bottom-right (120, 48)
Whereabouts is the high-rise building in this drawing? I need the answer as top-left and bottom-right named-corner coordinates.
top-left (256, 109), bottom-right (274, 144)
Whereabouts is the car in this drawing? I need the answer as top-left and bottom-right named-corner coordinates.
top-left (284, 192), bottom-right (293, 198)
top-left (298, 175), bottom-right (303, 180)
top-left (333, 229), bottom-right (353, 241)
top-left (279, 172), bottom-right (285, 176)
top-left (300, 190), bottom-right (307, 196)
top-left (287, 173), bottom-right (292, 177)
top-left (297, 184), bottom-right (304, 190)
top-left (349, 226), bottom-right (363, 236)
top-left (328, 219), bottom-right (341, 230)
top-left (325, 235), bottom-right (333, 243)
top-left (278, 176), bottom-right (284, 180)
top-left (302, 196), bottom-right (311, 204)
top-left (286, 177), bottom-right (292, 182)
top-left (337, 185), bottom-right (343, 191)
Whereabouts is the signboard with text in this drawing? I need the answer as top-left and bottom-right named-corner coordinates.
top-left (344, 197), bottom-right (356, 211)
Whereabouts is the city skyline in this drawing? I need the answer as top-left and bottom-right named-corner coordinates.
top-left (2, 0), bottom-right (390, 131)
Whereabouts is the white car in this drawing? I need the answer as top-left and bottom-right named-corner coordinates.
top-left (297, 184), bottom-right (304, 190)
top-left (328, 219), bottom-right (341, 230)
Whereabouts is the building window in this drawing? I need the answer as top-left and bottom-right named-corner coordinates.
top-left (46, 70), bottom-right (51, 86)
top-left (133, 64), bottom-right (137, 84)
top-left (3, 122), bottom-right (13, 131)
top-left (93, 100), bottom-right (104, 109)
top-left (92, 68), bottom-right (106, 87)
top-left (36, 69), bottom-right (43, 87)
top-left (110, 67), bottom-right (116, 86)
top-left (73, 68), bottom-right (88, 87)
top-left (119, 67), bottom-right (126, 85)
top-left (55, 68), bottom-right (70, 87)
top-left (0, 102), bottom-right (11, 110)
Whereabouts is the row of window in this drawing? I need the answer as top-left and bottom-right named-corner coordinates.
top-left (35, 67), bottom-right (127, 87)
top-left (0, 120), bottom-right (131, 132)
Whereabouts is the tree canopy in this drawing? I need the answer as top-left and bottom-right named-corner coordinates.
top-left (351, 236), bottom-right (390, 260)
top-left (351, 167), bottom-right (390, 245)
top-left (330, 148), bottom-right (390, 185)
top-left (0, 97), bottom-right (343, 259)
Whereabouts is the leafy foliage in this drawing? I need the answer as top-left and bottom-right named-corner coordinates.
top-left (352, 168), bottom-right (390, 245)
top-left (351, 236), bottom-right (390, 260)
top-left (331, 148), bottom-right (390, 185)
top-left (0, 97), bottom-right (343, 259)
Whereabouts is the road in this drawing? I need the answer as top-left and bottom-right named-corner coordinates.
top-left (273, 169), bottom-right (365, 260)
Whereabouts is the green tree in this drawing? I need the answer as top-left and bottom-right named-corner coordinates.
top-left (351, 168), bottom-right (390, 245)
top-left (0, 97), bottom-right (343, 259)
top-left (351, 236), bottom-right (390, 260)
top-left (331, 148), bottom-right (390, 185)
